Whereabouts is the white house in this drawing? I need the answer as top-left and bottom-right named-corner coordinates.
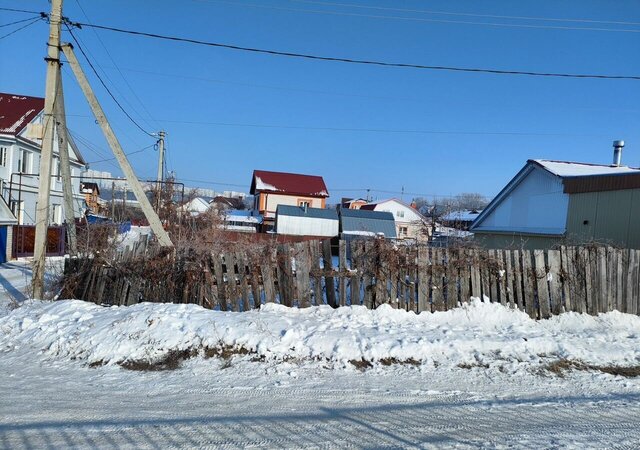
top-left (181, 197), bottom-right (212, 216)
top-left (0, 93), bottom-right (86, 225)
top-left (360, 198), bottom-right (430, 241)
top-left (275, 205), bottom-right (339, 237)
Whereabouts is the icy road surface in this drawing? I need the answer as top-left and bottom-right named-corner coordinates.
top-left (1, 351), bottom-right (640, 449)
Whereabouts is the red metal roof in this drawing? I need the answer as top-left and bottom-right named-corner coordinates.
top-left (0, 92), bottom-right (44, 136)
top-left (250, 170), bottom-right (329, 197)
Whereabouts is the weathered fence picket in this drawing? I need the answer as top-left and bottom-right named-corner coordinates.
top-left (64, 241), bottom-right (640, 319)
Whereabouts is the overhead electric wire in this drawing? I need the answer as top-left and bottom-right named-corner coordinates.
top-left (204, 0), bottom-right (640, 33)
top-left (73, 0), bottom-right (161, 132)
top-left (0, 16), bottom-right (43, 28)
top-left (289, 0), bottom-right (640, 27)
top-left (86, 143), bottom-right (156, 164)
top-left (64, 25), bottom-right (158, 138)
top-left (0, 17), bottom-right (43, 40)
top-left (69, 21), bottom-right (640, 80)
top-left (0, 7), bottom-right (43, 15)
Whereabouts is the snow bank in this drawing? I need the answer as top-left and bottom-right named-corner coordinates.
top-left (1, 298), bottom-right (639, 370)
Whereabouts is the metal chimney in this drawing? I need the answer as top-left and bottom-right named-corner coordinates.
top-left (613, 140), bottom-right (625, 166)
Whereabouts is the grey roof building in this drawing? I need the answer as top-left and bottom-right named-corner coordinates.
top-left (339, 207), bottom-right (397, 239)
top-left (275, 205), bottom-right (339, 237)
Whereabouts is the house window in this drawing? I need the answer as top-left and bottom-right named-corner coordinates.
top-left (54, 157), bottom-right (61, 180)
top-left (399, 226), bottom-right (408, 236)
top-left (51, 204), bottom-right (62, 224)
top-left (0, 147), bottom-right (7, 167)
top-left (298, 200), bottom-right (310, 208)
top-left (19, 150), bottom-right (31, 173)
top-left (396, 210), bottom-right (405, 218)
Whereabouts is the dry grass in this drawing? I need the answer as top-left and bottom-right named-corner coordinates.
top-left (543, 359), bottom-right (640, 378)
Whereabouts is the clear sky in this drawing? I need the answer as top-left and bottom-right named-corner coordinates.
top-left (2, 0), bottom-right (639, 203)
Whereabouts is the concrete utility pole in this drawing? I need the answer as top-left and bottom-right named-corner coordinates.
top-left (156, 131), bottom-right (165, 188)
top-left (55, 75), bottom-right (78, 256)
top-left (32, 0), bottom-right (64, 299)
top-left (61, 43), bottom-right (173, 248)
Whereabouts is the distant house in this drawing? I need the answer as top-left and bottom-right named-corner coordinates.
top-left (211, 196), bottom-right (245, 211)
top-left (250, 170), bottom-right (329, 231)
top-left (275, 205), bottom-right (339, 237)
top-left (471, 150), bottom-right (640, 249)
top-left (80, 182), bottom-right (100, 214)
top-left (440, 209), bottom-right (482, 231)
top-left (341, 197), bottom-right (368, 210)
top-left (0, 197), bottom-right (17, 263)
top-left (0, 92), bottom-right (86, 225)
top-left (222, 209), bottom-right (262, 233)
top-left (181, 197), bottom-right (211, 216)
top-left (360, 198), bottom-right (430, 241)
top-left (338, 207), bottom-right (397, 240)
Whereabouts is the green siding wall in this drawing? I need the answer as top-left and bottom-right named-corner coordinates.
top-left (566, 189), bottom-right (640, 249)
top-left (473, 232), bottom-right (563, 250)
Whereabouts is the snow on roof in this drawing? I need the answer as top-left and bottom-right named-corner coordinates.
top-left (0, 93), bottom-right (44, 135)
top-left (250, 170), bottom-right (329, 197)
top-left (533, 160), bottom-right (640, 177)
top-left (441, 210), bottom-right (482, 222)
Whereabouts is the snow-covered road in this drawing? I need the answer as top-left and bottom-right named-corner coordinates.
top-left (2, 350), bottom-right (640, 449)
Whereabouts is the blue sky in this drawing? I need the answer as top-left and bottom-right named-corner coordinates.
top-left (2, 0), bottom-right (639, 203)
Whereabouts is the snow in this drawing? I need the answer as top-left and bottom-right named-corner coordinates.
top-left (2, 297), bottom-right (640, 372)
top-left (254, 176), bottom-right (281, 192)
top-left (535, 159), bottom-right (640, 177)
top-left (1, 262), bottom-right (640, 447)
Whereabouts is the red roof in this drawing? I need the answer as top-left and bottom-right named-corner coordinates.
top-left (250, 170), bottom-right (329, 197)
top-left (0, 93), bottom-right (44, 136)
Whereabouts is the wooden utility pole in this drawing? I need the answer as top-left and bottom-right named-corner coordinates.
top-left (55, 75), bottom-right (78, 256)
top-left (32, 0), bottom-right (64, 299)
top-left (61, 43), bottom-right (173, 248)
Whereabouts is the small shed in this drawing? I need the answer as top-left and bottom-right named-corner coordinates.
top-left (275, 205), bottom-right (338, 237)
top-left (339, 207), bottom-right (397, 239)
top-left (0, 198), bottom-right (18, 263)
top-left (223, 209), bottom-right (262, 233)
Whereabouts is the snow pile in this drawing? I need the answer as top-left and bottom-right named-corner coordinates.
top-left (1, 298), bottom-right (639, 370)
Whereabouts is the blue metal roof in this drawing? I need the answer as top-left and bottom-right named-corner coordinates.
top-left (339, 208), bottom-right (397, 237)
top-left (276, 205), bottom-right (338, 220)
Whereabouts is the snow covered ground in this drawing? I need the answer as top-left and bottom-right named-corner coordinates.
top-left (1, 260), bottom-right (640, 448)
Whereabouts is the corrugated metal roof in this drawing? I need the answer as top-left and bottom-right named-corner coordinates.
top-left (339, 208), bottom-right (397, 237)
top-left (0, 93), bottom-right (44, 135)
top-left (276, 205), bottom-right (338, 220)
top-left (532, 159), bottom-right (640, 177)
top-left (250, 170), bottom-right (329, 197)
top-left (563, 173), bottom-right (640, 194)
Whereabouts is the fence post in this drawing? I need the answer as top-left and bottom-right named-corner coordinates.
top-left (339, 240), bottom-right (348, 307)
top-left (417, 245), bottom-right (429, 312)
top-left (534, 250), bottom-right (551, 319)
top-left (322, 239), bottom-right (337, 308)
top-left (547, 249), bottom-right (562, 315)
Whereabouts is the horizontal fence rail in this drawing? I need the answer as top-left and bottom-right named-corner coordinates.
top-left (63, 240), bottom-right (640, 319)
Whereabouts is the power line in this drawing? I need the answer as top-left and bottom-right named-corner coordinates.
top-left (0, 17), bottom-right (43, 40)
top-left (203, 0), bottom-right (640, 33)
top-left (73, 0), bottom-right (161, 132)
top-left (86, 143), bottom-right (156, 164)
top-left (69, 21), bottom-right (640, 80)
top-left (64, 25), bottom-right (158, 138)
top-left (288, 0), bottom-right (640, 27)
top-left (0, 7), bottom-right (43, 15)
top-left (153, 118), bottom-right (607, 138)
top-left (0, 16), bottom-right (43, 28)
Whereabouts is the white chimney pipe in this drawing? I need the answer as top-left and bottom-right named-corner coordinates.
top-left (613, 140), bottom-right (625, 167)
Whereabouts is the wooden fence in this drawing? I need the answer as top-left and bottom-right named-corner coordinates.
top-left (63, 240), bottom-right (640, 319)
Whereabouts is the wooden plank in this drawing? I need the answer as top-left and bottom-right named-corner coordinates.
top-left (470, 249), bottom-right (482, 299)
top-left (321, 240), bottom-right (337, 308)
top-left (295, 242), bottom-right (312, 308)
top-left (629, 250), bottom-right (640, 315)
top-left (480, 252), bottom-right (491, 302)
top-left (237, 252), bottom-right (251, 312)
top-left (512, 250), bottom-right (524, 312)
top-left (375, 242), bottom-right (388, 307)
top-left (338, 240), bottom-right (348, 307)
top-left (488, 249), bottom-right (499, 303)
top-left (308, 241), bottom-right (323, 306)
top-left (260, 248), bottom-right (277, 304)
top-left (417, 245), bottom-right (429, 313)
top-left (349, 240), bottom-right (361, 306)
top-left (445, 249), bottom-right (458, 310)
top-left (432, 248), bottom-right (445, 312)
top-left (596, 247), bottom-right (607, 314)
top-left (521, 250), bottom-right (536, 318)
top-left (547, 249), bottom-right (562, 316)
top-left (225, 252), bottom-right (239, 311)
top-left (605, 247), bottom-right (615, 313)
top-left (496, 250), bottom-right (507, 306)
top-left (248, 259), bottom-right (262, 309)
top-left (408, 247), bottom-right (418, 312)
top-left (534, 250), bottom-right (551, 319)
top-left (388, 248), bottom-right (399, 309)
top-left (397, 247), bottom-right (407, 310)
top-left (559, 246), bottom-right (572, 312)
top-left (459, 248), bottom-right (470, 304)
top-left (503, 250), bottom-right (514, 308)
top-left (362, 241), bottom-right (374, 309)
top-left (615, 248), bottom-right (624, 312)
